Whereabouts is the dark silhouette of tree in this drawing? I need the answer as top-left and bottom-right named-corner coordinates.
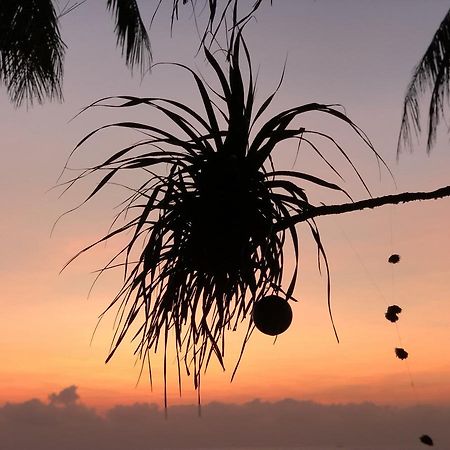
top-left (399, 8), bottom-right (450, 153)
top-left (1, 1), bottom-right (448, 404)
top-left (59, 27), bottom-right (450, 405)
top-left (0, 0), bottom-right (268, 106)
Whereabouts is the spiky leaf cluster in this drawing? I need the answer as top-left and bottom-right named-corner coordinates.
top-left (63, 31), bottom-right (387, 401)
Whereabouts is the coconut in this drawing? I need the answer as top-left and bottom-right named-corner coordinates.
top-left (253, 295), bottom-right (293, 336)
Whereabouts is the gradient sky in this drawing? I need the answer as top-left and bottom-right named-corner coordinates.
top-left (1, 0), bottom-right (450, 411)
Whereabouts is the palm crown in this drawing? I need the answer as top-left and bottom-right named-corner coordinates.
top-left (61, 29), bottom-right (390, 404)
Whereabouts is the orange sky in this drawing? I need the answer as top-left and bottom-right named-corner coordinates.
top-left (1, 1), bottom-right (450, 410)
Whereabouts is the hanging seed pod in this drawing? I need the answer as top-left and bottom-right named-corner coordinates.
top-left (388, 254), bottom-right (401, 264)
top-left (253, 295), bottom-right (293, 336)
top-left (420, 434), bottom-right (434, 446)
top-left (395, 347), bottom-right (409, 360)
top-left (385, 305), bottom-right (402, 323)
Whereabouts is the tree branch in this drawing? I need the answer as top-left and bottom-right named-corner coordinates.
top-left (278, 185), bottom-right (450, 229)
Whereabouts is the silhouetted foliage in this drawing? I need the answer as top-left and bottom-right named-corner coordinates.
top-left (107, 0), bottom-right (151, 75)
top-left (53, 3), bottom-right (450, 407)
top-left (61, 28), bottom-right (393, 402)
top-left (0, 0), bottom-right (270, 106)
top-left (399, 8), bottom-right (450, 153)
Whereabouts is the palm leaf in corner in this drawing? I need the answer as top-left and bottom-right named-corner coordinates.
top-left (0, 0), bottom-right (65, 106)
top-left (398, 8), bottom-right (450, 153)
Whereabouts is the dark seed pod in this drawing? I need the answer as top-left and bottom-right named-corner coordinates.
top-left (388, 254), bottom-right (401, 264)
top-left (395, 347), bottom-right (408, 360)
top-left (385, 305), bottom-right (402, 323)
top-left (420, 434), bottom-right (434, 446)
top-left (253, 295), bottom-right (293, 336)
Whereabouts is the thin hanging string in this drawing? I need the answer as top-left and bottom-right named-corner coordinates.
top-left (388, 204), bottom-right (403, 344)
top-left (334, 217), bottom-right (387, 305)
top-left (385, 190), bottom-right (434, 447)
top-left (388, 205), bottom-right (420, 404)
top-left (332, 209), bottom-right (420, 403)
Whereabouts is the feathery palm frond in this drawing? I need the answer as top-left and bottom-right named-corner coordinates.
top-left (398, 8), bottom-right (450, 153)
top-left (0, 0), bottom-right (65, 106)
top-left (107, 0), bottom-right (152, 74)
top-left (61, 30), bottom-right (389, 405)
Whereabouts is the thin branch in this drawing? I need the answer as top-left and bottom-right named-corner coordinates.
top-left (278, 185), bottom-right (450, 229)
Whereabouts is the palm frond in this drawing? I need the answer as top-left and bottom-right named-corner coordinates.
top-left (107, 0), bottom-right (152, 74)
top-left (398, 8), bottom-right (450, 153)
top-left (0, 0), bottom-right (65, 106)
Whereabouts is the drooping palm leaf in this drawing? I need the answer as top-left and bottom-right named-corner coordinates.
top-left (0, 0), bottom-right (65, 106)
top-left (398, 8), bottom-right (450, 152)
top-left (107, 0), bottom-right (152, 74)
top-left (61, 30), bottom-right (390, 404)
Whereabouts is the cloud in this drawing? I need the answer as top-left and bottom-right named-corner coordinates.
top-left (1, 387), bottom-right (450, 449)
top-left (48, 385), bottom-right (79, 406)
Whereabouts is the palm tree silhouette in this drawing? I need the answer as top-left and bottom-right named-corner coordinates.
top-left (5, 0), bottom-right (449, 406)
top-left (0, 0), bottom-right (66, 105)
top-left (60, 27), bottom-right (450, 405)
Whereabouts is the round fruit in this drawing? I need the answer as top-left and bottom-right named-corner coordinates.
top-left (253, 295), bottom-right (293, 336)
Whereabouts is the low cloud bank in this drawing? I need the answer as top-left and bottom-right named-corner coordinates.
top-left (0, 386), bottom-right (449, 449)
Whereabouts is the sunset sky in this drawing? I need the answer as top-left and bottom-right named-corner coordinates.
top-left (2, 0), bottom-right (450, 415)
